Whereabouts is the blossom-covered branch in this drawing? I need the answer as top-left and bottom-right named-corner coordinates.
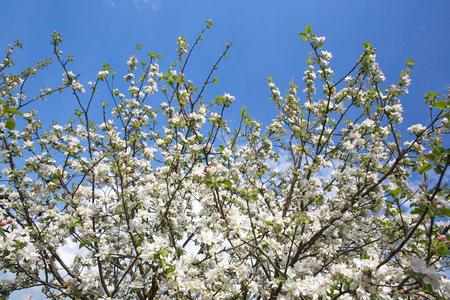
top-left (0, 22), bottom-right (449, 300)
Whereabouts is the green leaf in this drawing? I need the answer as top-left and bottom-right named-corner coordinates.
top-left (433, 100), bottom-right (448, 110)
top-left (437, 242), bottom-right (450, 256)
top-left (418, 163), bottom-right (432, 174)
top-left (222, 179), bottom-right (232, 187)
top-left (442, 208), bottom-right (450, 218)
top-left (410, 207), bottom-right (424, 215)
top-left (103, 63), bottom-right (113, 71)
top-left (204, 178), bottom-right (213, 187)
top-left (160, 248), bottom-right (169, 258)
top-left (424, 153), bottom-right (435, 161)
top-left (305, 25), bottom-right (311, 34)
top-left (166, 267), bottom-right (175, 277)
top-left (390, 187), bottom-right (402, 196)
top-left (5, 107), bottom-right (22, 117)
top-left (6, 118), bottom-right (15, 130)
top-left (432, 147), bottom-right (443, 156)
top-left (425, 91), bottom-right (441, 104)
top-left (79, 241), bottom-right (86, 249)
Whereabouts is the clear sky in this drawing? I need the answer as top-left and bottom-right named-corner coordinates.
top-left (2, 0), bottom-right (450, 130)
top-left (1, 0), bottom-right (450, 298)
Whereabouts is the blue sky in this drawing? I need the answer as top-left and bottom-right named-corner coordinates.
top-left (1, 0), bottom-right (450, 298)
top-left (2, 0), bottom-right (450, 129)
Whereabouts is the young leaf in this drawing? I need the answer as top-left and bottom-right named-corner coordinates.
top-left (418, 163), bottom-right (432, 174)
top-left (6, 118), bottom-right (15, 130)
top-left (433, 100), bottom-right (448, 110)
top-left (305, 25), bottom-right (311, 34)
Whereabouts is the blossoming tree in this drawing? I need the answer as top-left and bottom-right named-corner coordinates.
top-left (0, 22), bottom-right (449, 299)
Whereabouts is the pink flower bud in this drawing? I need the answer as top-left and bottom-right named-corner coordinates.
top-left (419, 182), bottom-right (429, 188)
top-left (439, 235), bottom-right (446, 241)
top-left (0, 221), bottom-right (7, 226)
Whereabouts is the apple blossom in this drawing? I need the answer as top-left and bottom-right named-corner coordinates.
top-left (0, 23), bottom-right (449, 300)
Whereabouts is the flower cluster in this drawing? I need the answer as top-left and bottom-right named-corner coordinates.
top-left (97, 70), bottom-right (109, 80)
top-left (0, 24), bottom-right (448, 300)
